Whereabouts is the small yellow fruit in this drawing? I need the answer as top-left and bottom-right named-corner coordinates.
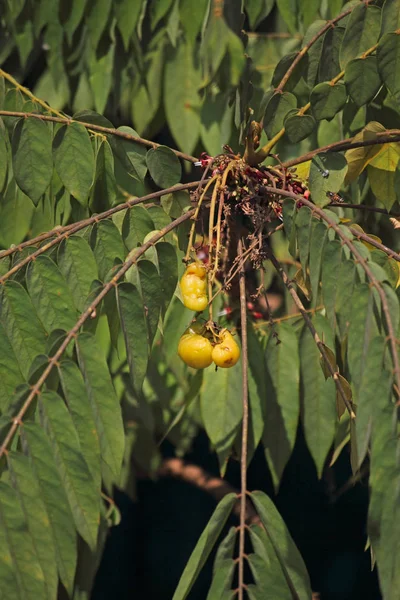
top-left (212, 329), bottom-right (240, 368)
top-left (178, 331), bottom-right (213, 369)
top-left (180, 262), bottom-right (208, 312)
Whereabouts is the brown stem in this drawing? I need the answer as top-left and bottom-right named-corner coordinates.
top-left (0, 209), bottom-right (195, 458)
top-left (0, 181), bottom-right (207, 274)
top-left (329, 203), bottom-right (400, 218)
top-left (0, 110), bottom-right (198, 164)
top-left (158, 458), bottom-right (260, 524)
top-left (238, 237), bottom-right (249, 600)
top-left (275, 0), bottom-right (372, 93)
top-left (267, 249), bottom-right (355, 418)
top-left (262, 185), bottom-right (400, 405)
top-left (348, 227), bottom-right (400, 263)
top-left (282, 132), bottom-right (400, 169)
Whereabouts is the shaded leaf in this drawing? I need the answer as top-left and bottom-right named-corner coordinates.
top-left (377, 32), bottom-right (400, 104)
top-left (344, 57), bottom-right (381, 108)
top-left (340, 4), bottom-right (381, 67)
top-left (26, 255), bottom-right (78, 332)
top-left (76, 332), bottom-right (125, 483)
top-left (146, 145), bottom-right (182, 189)
top-left (285, 114), bottom-right (316, 144)
top-left (251, 491), bottom-right (312, 599)
top-left (39, 391), bottom-right (100, 549)
top-left (310, 82), bottom-right (347, 121)
top-left (172, 493), bottom-right (237, 600)
top-left (122, 205), bottom-right (155, 251)
top-left (263, 323), bottom-right (300, 490)
top-left (91, 220), bottom-right (125, 280)
top-left (53, 122), bottom-right (95, 204)
top-left (21, 423), bottom-right (77, 595)
top-left (300, 315), bottom-right (337, 477)
top-left (309, 153), bottom-right (348, 207)
top-left (7, 452), bottom-right (58, 599)
top-left (57, 236), bottom-right (98, 312)
top-left (206, 527), bottom-right (236, 599)
top-left (0, 482), bottom-right (46, 599)
top-left (89, 139), bottom-right (117, 212)
top-left (264, 92), bottom-right (297, 139)
top-left (12, 118), bottom-right (53, 205)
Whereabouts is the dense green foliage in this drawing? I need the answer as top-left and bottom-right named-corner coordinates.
top-left (0, 0), bottom-right (400, 598)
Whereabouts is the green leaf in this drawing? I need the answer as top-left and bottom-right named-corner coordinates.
top-left (344, 57), bottom-right (382, 107)
top-left (206, 527), bottom-right (236, 599)
top-left (251, 491), bottom-right (312, 599)
top-left (57, 236), bottom-right (99, 312)
top-left (89, 42), bottom-right (115, 115)
top-left (295, 206), bottom-right (312, 277)
top-left (0, 482), bottom-right (47, 599)
top-left (347, 283), bottom-right (379, 393)
top-left (201, 358), bottom-right (243, 470)
top-left (318, 27), bottom-right (345, 82)
top-left (21, 423), bottom-right (77, 595)
top-left (164, 41), bottom-right (202, 154)
top-left (117, 282), bottom-right (149, 395)
top-left (300, 315), bottom-right (337, 477)
top-left (109, 127), bottom-right (148, 181)
top-left (0, 184), bottom-right (34, 248)
top-left (263, 323), bottom-right (300, 490)
top-left (284, 113), bottom-right (316, 144)
top-left (156, 242), bottom-right (178, 314)
top-left (39, 390), bottom-right (100, 549)
top-left (321, 239), bottom-right (342, 328)
top-left (303, 20), bottom-right (326, 88)
top-left (308, 152), bottom-right (348, 207)
top-left (311, 82), bottom-right (347, 121)
top-left (180, 0), bottom-right (209, 44)
top-left (335, 259), bottom-right (357, 337)
top-left (368, 164), bottom-right (397, 211)
top-left (200, 92), bottom-right (234, 156)
top-left (381, 0), bottom-right (400, 34)
top-left (7, 452), bottom-right (58, 600)
top-left (377, 32), bottom-right (400, 104)
top-left (122, 205), bottom-right (155, 251)
top-left (340, 4), bottom-right (381, 67)
top-left (247, 325), bottom-right (266, 464)
top-left (138, 260), bottom-right (163, 347)
top-left (53, 122), bottom-right (95, 204)
top-left (0, 281), bottom-right (47, 379)
top-left (264, 92), bottom-right (297, 139)
top-left (172, 493), bottom-right (237, 600)
top-left (0, 119), bottom-right (8, 192)
top-left (247, 524), bottom-right (292, 598)
top-left (91, 219), bottom-right (126, 280)
top-left (11, 118), bottom-right (53, 205)
top-left (26, 255), bottom-right (78, 332)
top-left (115, 0), bottom-right (143, 49)
top-left (0, 320), bottom-right (24, 413)
top-left (58, 359), bottom-right (102, 488)
top-left (89, 139), bottom-right (117, 212)
top-left (76, 332), bottom-right (125, 483)
top-left (276, 0), bottom-right (297, 34)
top-left (355, 336), bottom-right (386, 468)
top-left (246, 0), bottom-right (275, 29)
top-left (146, 145), bottom-right (182, 189)
top-left (309, 221), bottom-right (328, 304)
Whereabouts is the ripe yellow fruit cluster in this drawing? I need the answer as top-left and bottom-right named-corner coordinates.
top-left (178, 324), bottom-right (240, 370)
top-left (180, 262), bottom-right (208, 312)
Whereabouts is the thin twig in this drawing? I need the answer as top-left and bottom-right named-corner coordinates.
top-left (329, 203), bottom-right (400, 218)
top-left (275, 1), bottom-right (371, 92)
top-left (238, 237), bottom-right (249, 600)
top-left (0, 110), bottom-right (198, 164)
top-left (348, 227), bottom-right (400, 263)
top-left (263, 185), bottom-right (400, 404)
top-left (0, 209), bottom-right (196, 457)
top-left (282, 132), bottom-right (400, 169)
top-left (0, 181), bottom-right (206, 272)
top-left (267, 248), bottom-right (355, 418)
top-left (0, 69), bottom-right (66, 118)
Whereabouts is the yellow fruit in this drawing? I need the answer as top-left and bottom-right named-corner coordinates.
top-left (212, 329), bottom-right (240, 368)
top-left (180, 262), bottom-right (208, 312)
top-left (178, 331), bottom-right (213, 369)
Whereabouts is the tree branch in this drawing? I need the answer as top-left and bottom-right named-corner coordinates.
top-left (266, 249), bottom-right (356, 418)
top-left (282, 132), bottom-right (400, 169)
top-left (263, 186), bottom-right (400, 404)
top-left (238, 237), bottom-right (250, 600)
top-left (275, 0), bottom-right (372, 93)
top-left (0, 110), bottom-right (198, 164)
top-left (0, 209), bottom-right (196, 458)
top-left (329, 203), bottom-right (400, 218)
top-left (0, 181), bottom-right (207, 277)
